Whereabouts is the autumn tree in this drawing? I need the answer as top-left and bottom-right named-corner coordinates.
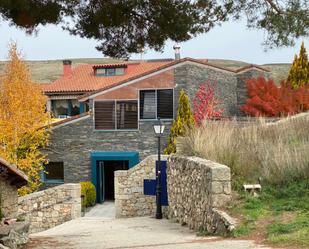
top-left (241, 77), bottom-right (309, 117)
top-left (286, 42), bottom-right (309, 89)
top-left (1, 1), bottom-right (308, 58)
top-left (0, 44), bottom-right (50, 195)
top-left (193, 82), bottom-right (224, 124)
top-left (164, 90), bottom-right (195, 154)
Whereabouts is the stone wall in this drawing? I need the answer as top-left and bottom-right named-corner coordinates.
top-left (174, 64), bottom-right (269, 117)
top-left (0, 176), bottom-right (18, 219)
top-left (115, 155), bottom-right (168, 218)
top-left (175, 64), bottom-right (238, 116)
top-left (44, 116), bottom-right (172, 184)
top-left (18, 184), bottom-right (81, 233)
top-left (167, 156), bottom-right (236, 235)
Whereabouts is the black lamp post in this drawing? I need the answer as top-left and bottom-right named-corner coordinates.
top-left (153, 118), bottom-right (165, 219)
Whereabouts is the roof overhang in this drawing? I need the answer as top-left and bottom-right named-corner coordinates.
top-left (0, 157), bottom-right (28, 187)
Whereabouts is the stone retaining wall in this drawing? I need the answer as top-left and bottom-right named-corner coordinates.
top-left (115, 155), bottom-right (168, 218)
top-left (0, 176), bottom-right (18, 219)
top-left (18, 184), bottom-right (81, 233)
top-left (167, 156), bottom-right (236, 235)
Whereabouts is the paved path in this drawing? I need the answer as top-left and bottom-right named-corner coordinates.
top-left (84, 201), bottom-right (115, 218)
top-left (27, 217), bottom-right (273, 249)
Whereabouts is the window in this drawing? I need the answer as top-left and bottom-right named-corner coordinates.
top-left (117, 101), bottom-right (138, 129)
top-left (95, 67), bottom-right (125, 76)
top-left (157, 89), bottom-right (173, 119)
top-left (95, 100), bottom-right (138, 130)
top-left (140, 89), bottom-right (173, 119)
top-left (140, 90), bottom-right (156, 119)
top-left (45, 162), bottom-right (64, 182)
top-left (94, 101), bottom-right (115, 130)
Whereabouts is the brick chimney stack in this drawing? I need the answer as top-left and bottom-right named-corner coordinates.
top-left (63, 60), bottom-right (72, 77)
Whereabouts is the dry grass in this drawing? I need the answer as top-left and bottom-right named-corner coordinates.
top-left (178, 112), bottom-right (309, 186)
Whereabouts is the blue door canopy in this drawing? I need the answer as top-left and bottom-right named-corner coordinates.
top-left (91, 151), bottom-right (139, 168)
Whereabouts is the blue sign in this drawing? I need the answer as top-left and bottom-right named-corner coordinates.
top-left (143, 160), bottom-right (168, 206)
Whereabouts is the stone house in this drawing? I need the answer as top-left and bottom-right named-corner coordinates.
top-left (0, 157), bottom-right (28, 218)
top-left (42, 56), bottom-right (269, 203)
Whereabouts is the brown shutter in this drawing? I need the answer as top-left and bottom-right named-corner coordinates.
top-left (94, 101), bottom-right (115, 129)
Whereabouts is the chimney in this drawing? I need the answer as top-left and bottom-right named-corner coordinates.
top-left (173, 43), bottom-right (181, 60)
top-left (63, 60), bottom-right (72, 77)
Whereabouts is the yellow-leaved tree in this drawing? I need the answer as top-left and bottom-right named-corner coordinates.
top-left (0, 44), bottom-right (50, 195)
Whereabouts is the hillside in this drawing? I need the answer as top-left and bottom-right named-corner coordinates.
top-left (0, 58), bottom-right (122, 83)
top-left (0, 58), bottom-right (291, 84)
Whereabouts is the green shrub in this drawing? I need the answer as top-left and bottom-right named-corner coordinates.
top-left (164, 89), bottom-right (195, 154)
top-left (80, 182), bottom-right (96, 209)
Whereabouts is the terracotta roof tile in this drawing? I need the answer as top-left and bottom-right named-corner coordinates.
top-left (43, 61), bottom-right (171, 94)
top-left (43, 58), bottom-right (269, 96)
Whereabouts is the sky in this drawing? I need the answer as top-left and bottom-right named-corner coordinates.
top-left (1, 18), bottom-right (309, 65)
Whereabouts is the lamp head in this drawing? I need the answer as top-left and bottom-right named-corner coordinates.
top-left (153, 118), bottom-right (165, 135)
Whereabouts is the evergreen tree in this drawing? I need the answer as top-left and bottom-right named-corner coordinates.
top-left (164, 90), bottom-right (195, 155)
top-left (287, 42), bottom-right (309, 89)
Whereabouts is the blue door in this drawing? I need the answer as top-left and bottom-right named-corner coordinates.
top-left (97, 161), bottom-right (105, 203)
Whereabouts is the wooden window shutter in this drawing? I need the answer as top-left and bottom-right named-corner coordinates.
top-left (94, 101), bottom-right (115, 129)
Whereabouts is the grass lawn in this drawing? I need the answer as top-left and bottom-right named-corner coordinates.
top-left (229, 181), bottom-right (309, 248)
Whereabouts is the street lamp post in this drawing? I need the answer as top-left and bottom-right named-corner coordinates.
top-left (153, 118), bottom-right (165, 219)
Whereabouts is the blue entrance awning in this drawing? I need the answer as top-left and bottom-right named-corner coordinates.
top-left (91, 151), bottom-right (139, 168)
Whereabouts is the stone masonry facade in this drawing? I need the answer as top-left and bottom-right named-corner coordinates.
top-left (0, 176), bottom-right (19, 219)
top-left (167, 156), bottom-right (236, 235)
top-left (114, 155), bottom-right (168, 218)
top-left (18, 184), bottom-right (81, 233)
top-left (174, 64), bottom-right (269, 117)
top-left (44, 117), bottom-right (172, 184)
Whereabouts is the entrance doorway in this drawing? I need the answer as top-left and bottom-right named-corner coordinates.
top-left (96, 160), bottom-right (129, 203)
top-left (91, 151), bottom-right (139, 204)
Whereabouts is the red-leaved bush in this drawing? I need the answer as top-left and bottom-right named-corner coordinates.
top-left (241, 77), bottom-right (309, 117)
top-left (193, 82), bottom-right (224, 124)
